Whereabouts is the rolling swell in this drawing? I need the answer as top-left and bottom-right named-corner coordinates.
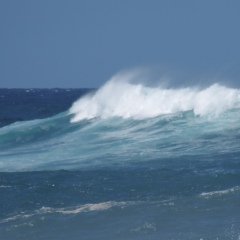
top-left (0, 78), bottom-right (240, 172)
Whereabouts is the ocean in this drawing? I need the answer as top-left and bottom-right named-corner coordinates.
top-left (0, 77), bottom-right (240, 240)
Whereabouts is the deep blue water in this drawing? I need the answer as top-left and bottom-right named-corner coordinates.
top-left (0, 82), bottom-right (240, 240)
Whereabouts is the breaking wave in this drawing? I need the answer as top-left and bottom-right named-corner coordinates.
top-left (70, 72), bottom-right (240, 122)
top-left (1, 71), bottom-right (240, 172)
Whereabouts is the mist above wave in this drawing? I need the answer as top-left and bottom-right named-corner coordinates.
top-left (70, 72), bottom-right (240, 122)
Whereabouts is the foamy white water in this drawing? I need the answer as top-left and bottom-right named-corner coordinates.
top-left (199, 186), bottom-right (240, 198)
top-left (70, 72), bottom-right (240, 122)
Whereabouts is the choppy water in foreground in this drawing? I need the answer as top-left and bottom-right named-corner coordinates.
top-left (1, 79), bottom-right (240, 239)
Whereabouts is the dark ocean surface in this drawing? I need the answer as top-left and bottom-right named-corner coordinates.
top-left (0, 80), bottom-right (240, 239)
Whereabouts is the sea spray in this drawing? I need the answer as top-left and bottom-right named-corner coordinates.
top-left (70, 73), bottom-right (240, 122)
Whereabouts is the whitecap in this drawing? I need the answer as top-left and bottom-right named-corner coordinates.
top-left (39, 201), bottom-right (129, 215)
top-left (70, 71), bottom-right (240, 122)
top-left (199, 186), bottom-right (240, 198)
top-left (0, 201), bottom-right (136, 224)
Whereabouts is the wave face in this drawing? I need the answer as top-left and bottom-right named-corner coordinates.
top-left (1, 77), bottom-right (240, 171)
top-left (1, 78), bottom-right (240, 239)
top-left (1, 104), bottom-right (240, 172)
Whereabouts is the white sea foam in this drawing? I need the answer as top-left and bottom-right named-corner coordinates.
top-left (0, 214), bottom-right (33, 224)
top-left (39, 201), bottom-right (128, 215)
top-left (70, 71), bottom-right (240, 122)
top-left (199, 186), bottom-right (240, 198)
top-left (0, 201), bottom-right (133, 224)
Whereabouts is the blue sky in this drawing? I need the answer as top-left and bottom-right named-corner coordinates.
top-left (1, 0), bottom-right (240, 88)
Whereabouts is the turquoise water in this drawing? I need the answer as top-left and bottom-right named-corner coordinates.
top-left (1, 80), bottom-right (240, 239)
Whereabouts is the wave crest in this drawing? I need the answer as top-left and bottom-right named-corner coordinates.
top-left (70, 73), bottom-right (240, 122)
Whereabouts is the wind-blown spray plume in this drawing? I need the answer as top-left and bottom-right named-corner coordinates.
top-left (70, 71), bottom-right (240, 122)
